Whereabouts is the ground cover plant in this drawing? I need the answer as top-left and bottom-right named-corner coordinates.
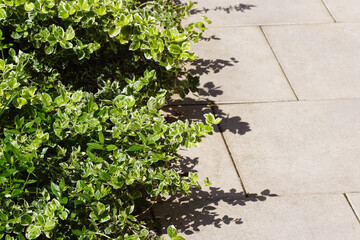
top-left (0, 0), bottom-right (219, 239)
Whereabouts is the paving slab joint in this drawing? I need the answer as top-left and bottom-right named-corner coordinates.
top-left (259, 26), bottom-right (299, 101)
top-left (210, 104), bottom-right (248, 196)
top-left (344, 193), bottom-right (360, 223)
top-left (320, 0), bottom-right (337, 23)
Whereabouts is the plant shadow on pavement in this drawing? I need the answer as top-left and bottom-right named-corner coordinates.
top-left (152, 187), bottom-right (278, 235)
top-left (167, 55), bottom-right (250, 135)
top-left (173, 0), bottom-right (256, 14)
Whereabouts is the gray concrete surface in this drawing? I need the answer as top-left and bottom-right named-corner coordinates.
top-left (153, 1), bottom-right (360, 239)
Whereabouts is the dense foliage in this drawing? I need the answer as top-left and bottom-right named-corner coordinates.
top-left (0, 0), bottom-right (219, 239)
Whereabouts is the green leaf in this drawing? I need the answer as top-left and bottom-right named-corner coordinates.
top-left (45, 45), bottom-right (54, 55)
top-left (167, 225), bottom-right (177, 238)
top-left (87, 143), bottom-right (103, 150)
top-left (97, 202), bottom-right (106, 215)
top-left (27, 166), bottom-right (35, 173)
top-left (98, 132), bottom-right (104, 144)
top-left (173, 236), bottom-right (186, 240)
top-left (168, 44), bottom-right (182, 54)
top-left (14, 97), bottom-right (28, 109)
top-left (26, 225), bottom-right (41, 239)
top-left (20, 214), bottom-right (33, 226)
top-left (41, 93), bottom-right (52, 106)
top-left (65, 26), bottom-right (75, 40)
top-left (72, 229), bottom-right (83, 236)
top-left (0, 9), bottom-right (7, 20)
top-left (44, 219), bottom-right (56, 231)
top-left (109, 25), bottom-right (121, 38)
top-left (129, 41), bottom-right (140, 51)
top-left (127, 145), bottom-right (144, 151)
top-left (24, 2), bottom-right (34, 11)
top-left (59, 178), bottom-right (65, 191)
top-left (36, 215), bottom-right (45, 226)
top-left (99, 171), bottom-right (111, 181)
top-left (0, 59), bottom-right (5, 71)
top-left (204, 177), bottom-right (212, 186)
top-left (59, 197), bottom-right (68, 205)
top-left (50, 182), bottom-right (61, 198)
top-left (105, 145), bottom-right (117, 151)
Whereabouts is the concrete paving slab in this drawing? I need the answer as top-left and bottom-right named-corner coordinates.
top-left (153, 194), bottom-right (360, 240)
top-left (323, 0), bottom-right (360, 23)
top-left (178, 0), bottom-right (333, 26)
top-left (170, 27), bottom-right (296, 105)
top-left (263, 23), bottom-right (360, 100)
top-left (162, 105), bottom-right (243, 193)
top-left (346, 193), bottom-right (360, 223)
top-left (216, 99), bottom-right (360, 194)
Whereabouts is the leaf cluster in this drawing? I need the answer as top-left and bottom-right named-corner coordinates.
top-left (0, 0), bottom-right (218, 239)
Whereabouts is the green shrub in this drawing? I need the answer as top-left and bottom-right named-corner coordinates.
top-left (0, 0), bottom-right (219, 239)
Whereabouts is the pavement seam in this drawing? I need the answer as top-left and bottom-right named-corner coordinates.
top-left (205, 22), bottom-right (336, 29)
top-left (259, 26), bottom-right (299, 101)
top-left (344, 193), bottom-right (360, 223)
top-left (320, 0), bottom-right (337, 23)
top-left (210, 105), bottom-right (248, 196)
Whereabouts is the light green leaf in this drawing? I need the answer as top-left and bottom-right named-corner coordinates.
top-left (65, 26), bottom-right (75, 40)
top-left (41, 93), bottom-right (52, 106)
top-left (24, 2), bottom-right (34, 11)
top-left (167, 225), bottom-right (177, 238)
top-left (44, 219), bottom-right (56, 231)
top-left (168, 44), bottom-right (182, 55)
top-left (0, 59), bottom-right (5, 71)
top-left (0, 9), bottom-right (7, 20)
top-left (97, 202), bottom-right (106, 215)
top-left (109, 25), bottom-right (121, 38)
top-left (25, 225), bottom-right (41, 239)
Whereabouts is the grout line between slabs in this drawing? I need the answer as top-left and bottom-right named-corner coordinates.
top-left (320, 0), bottom-right (337, 23)
top-left (344, 193), bottom-right (360, 223)
top-left (211, 105), bottom-right (248, 196)
top-left (259, 26), bottom-right (299, 101)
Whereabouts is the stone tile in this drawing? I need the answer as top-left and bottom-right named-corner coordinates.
top-left (169, 27), bottom-right (296, 105)
top-left (177, 0), bottom-right (333, 26)
top-left (216, 99), bottom-right (360, 194)
top-left (263, 23), bottom-right (360, 100)
top-left (324, 0), bottom-right (360, 23)
top-left (153, 194), bottom-right (360, 239)
top-left (346, 193), bottom-right (360, 222)
top-left (162, 105), bottom-right (243, 193)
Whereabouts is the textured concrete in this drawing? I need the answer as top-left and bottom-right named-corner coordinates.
top-left (156, 1), bottom-right (360, 239)
top-left (162, 105), bottom-right (243, 193)
top-left (263, 23), bottom-right (360, 100)
top-left (154, 194), bottom-right (360, 240)
top-left (178, 0), bottom-right (333, 26)
top-left (324, 0), bottom-right (360, 22)
top-left (216, 100), bottom-right (360, 194)
top-left (170, 27), bottom-right (296, 104)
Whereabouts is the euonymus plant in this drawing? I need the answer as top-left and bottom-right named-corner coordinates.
top-left (0, 0), bottom-right (219, 239)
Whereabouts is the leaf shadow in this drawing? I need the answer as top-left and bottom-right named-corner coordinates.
top-left (153, 187), bottom-right (277, 235)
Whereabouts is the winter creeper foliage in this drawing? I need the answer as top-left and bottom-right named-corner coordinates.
top-left (0, 0), bottom-right (219, 239)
